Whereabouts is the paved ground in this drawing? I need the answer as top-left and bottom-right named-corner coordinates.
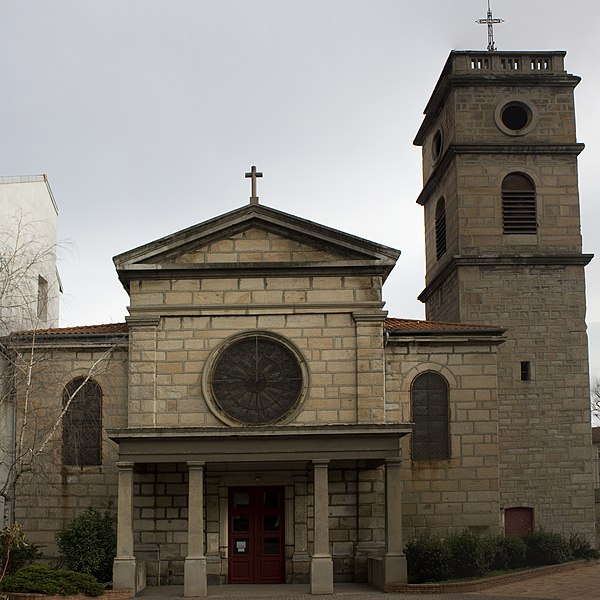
top-left (136, 560), bottom-right (600, 599)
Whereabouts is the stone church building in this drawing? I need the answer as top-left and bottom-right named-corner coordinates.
top-left (4, 49), bottom-right (596, 595)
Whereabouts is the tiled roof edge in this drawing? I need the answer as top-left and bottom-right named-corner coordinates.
top-left (385, 318), bottom-right (505, 335)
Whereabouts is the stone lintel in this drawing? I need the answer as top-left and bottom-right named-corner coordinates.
top-left (108, 425), bottom-right (408, 465)
top-left (127, 301), bottom-right (385, 318)
top-left (117, 261), bottom-right (398, 291)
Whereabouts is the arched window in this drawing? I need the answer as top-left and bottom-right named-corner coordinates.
top-left (62, 378), bottom-right (102, 466)
top-left (435, 197), bottom-right (447, 259)
top-left (411, 372), bottom-right (449, 461)
top-left (502, 173), bottom-right (537, 234)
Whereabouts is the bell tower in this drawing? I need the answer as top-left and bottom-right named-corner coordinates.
top-left (414, 51), bottom-right (595, 538)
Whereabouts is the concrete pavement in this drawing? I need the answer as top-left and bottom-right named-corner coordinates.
top-left (136, 559), bottom-right (600, 599)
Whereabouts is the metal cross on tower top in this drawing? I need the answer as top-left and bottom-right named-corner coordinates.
top-left (476, 0), bottom-right (504, 51)
top-left (245, 165), bottom-right (263, 205)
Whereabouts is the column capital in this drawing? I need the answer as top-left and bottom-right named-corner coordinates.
top-left (116, 461), bottom-right (135, 470)
top-left (187, 461), bottom-right (206, 469)
top-left (312, 459), bottom-right (330, 467)
top-left (386, 457), bottom-right (402, 467)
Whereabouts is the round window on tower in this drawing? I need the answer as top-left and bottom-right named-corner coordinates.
top-left (495, 99), bottom-right (537, 136)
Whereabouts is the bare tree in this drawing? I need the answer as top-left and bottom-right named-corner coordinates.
top-left (591, 377), bottom-right (600, 423)
top-left (0, 214), bottom-right (127, 524)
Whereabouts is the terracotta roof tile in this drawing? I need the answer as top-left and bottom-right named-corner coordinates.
top-left (385, 318), bottom-right (504, 335)
top-left (12, 323), bottom-right (128, 336)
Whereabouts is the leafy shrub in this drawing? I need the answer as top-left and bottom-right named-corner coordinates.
top-left (405, 531), bottom-right (450, 583)
top-left (446, 530), bottom-right (494, 578)
top-left (0, 564), bottom-right (103, 596)
top-left (523, 529), bottom-right (572, 566)
top-left (568, 533), bottom-right (600, 560)
top-left (489, 535), bottom-right (527, 570)
top-left (0, 524), bottom-right (42, 577)
top-left (56, 508), bottom-right (116, 583)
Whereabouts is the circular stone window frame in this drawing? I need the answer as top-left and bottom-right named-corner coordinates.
top-left (494, 97), bottom-right (538, 137)
top-left (202, 331), bottom-right (310, 427)
top-left (431, 128), bottom-right (444, 163)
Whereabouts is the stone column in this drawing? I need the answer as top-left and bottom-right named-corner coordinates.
top-left (113, 462), bottom-right (137, 591)
top-left (184, 462), bottom-right (207, 597)
top-left (383, 458), bottom-right (407, 588)
top-left (310, 460), bottom-right (333, 594)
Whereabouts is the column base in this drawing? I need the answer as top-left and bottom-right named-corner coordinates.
top-left (310, 554), bottom-right (333, 595)
top-left (113, 556), bottom-right (137, 592)
top-left (184, 556), bottom-right (207, 597)
top-left (383, 552), bottom-right (407, 588)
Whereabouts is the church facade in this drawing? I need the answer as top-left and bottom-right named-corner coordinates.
top-left (5, 50), bottom-right (595, 595)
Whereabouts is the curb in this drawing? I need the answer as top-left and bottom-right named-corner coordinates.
top-left (6, 590), bottom-right (134, 600)
top-left (387, 558), bottom-right (600, 594)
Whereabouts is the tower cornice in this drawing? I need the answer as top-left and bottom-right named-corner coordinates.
top-left (416, 143), bottom-right (585, 206)
top-left (418, 254), bottom-right (594, 303)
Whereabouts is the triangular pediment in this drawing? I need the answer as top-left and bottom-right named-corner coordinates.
top-left (144, 225), bottom-right (359, 265)
top-left (113, 203), bottom-right (400, 289)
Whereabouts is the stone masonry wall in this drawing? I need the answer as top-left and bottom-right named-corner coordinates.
top-left (133, 463), bottom-right (189, 586)
top-left (457, 263), bottom-right (595, 539)
top-left (127, 272), bottom-right (385, 428)
top-left (385, 338), bottom-right (501, 539)
top-left (13, 344), bottom-right (128, 555)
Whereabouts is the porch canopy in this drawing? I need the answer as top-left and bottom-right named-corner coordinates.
top-left (108, 424), bottom-right (411, 596)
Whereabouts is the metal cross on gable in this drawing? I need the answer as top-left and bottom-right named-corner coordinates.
top-left (245, 165), bottom-right (263, 205)
top-left (476, 0), bottom-right (504, 51)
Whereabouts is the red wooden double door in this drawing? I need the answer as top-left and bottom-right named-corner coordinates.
top-left (228, 486), bottom-right (285, 584)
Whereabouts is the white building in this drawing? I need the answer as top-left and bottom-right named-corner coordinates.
top-left (0, 174), bottom-right (61, 523)
top-left (0, 174), bottom-right (61, 333)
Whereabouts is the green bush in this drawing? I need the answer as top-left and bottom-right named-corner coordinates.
top-left (522, 529), bottom-right (572, 566)
top-left (568, 533), bottom-right (600, 560)
top-left (0, 564), bottom-right (104, 596)
top-left (405, 531), bottom-right (450, 583)
top-left (489, 535), bottom-right (527, 570)
top-left (446, 530), bottom-right (494, 578)
top-left (0, 524), bottom-right (42, 577)
top-left (56, 508), bottom-right (116, 583)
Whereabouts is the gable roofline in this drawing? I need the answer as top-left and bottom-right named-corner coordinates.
top-left (113, 203), bottom-right (401, 290)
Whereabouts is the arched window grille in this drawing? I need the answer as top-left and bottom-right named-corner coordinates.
top-left (411, 372), bottom-right (450, 461)
top-left (62, 378), bottom-right (102, 466)
top-left (435, 197), bottom-right (447, 259)
top-left (502, 173), bottom-right (537, 234)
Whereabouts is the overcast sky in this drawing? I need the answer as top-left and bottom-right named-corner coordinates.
top-left (2, 0), bottom-right (600, 374)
